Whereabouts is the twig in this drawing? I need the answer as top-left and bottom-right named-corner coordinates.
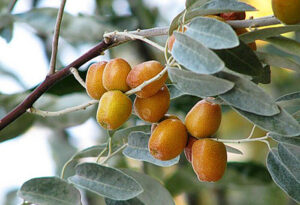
top-left (247, 125), bottom-right (256, 139)
top-left (215, 136), bottom-right (268, 144)
top-left (8, 0), bottom-right (18, 13)
top-left (101, 143), bottom-right (128, 164)
top-left (96, 147), bottom-right (108, 163)
top-left (125, 66), bottom-right (168, 96)
top-left (70, 67), bottom-right (86, 88)
top-left (27, 100), bottom-right (98, 117)
top-left (227, 16), bottom-right (280, 28)
top-left (48, 0), bottom-right (67, 75)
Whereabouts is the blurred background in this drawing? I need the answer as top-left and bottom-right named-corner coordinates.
top-left (0, 0), bottom-right (299, 204)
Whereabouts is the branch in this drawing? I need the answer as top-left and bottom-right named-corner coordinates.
top-left (48, 0), bottom-right (67, 75)
top-left (8, 0), bottom-right (18, 13)
top-left (0, 16), bottom-right (281, 131)
top-left (227, 15), bottom-right (280, 28)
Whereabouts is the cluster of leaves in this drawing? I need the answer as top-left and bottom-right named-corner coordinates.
top-left (1, 0), bottom-right (300, 204)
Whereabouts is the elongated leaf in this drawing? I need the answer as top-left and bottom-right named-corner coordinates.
top-left (278, 143), bottom-right (300, 182)
top-left (276, 91), bottom-right (300, 102)
top-left (167, 84), bottom-right (185, 99)
top-left (123, 132), bottom-right (179, 167)
top-left (267, 149), bottom-right (300, 203)
top-left (256, 52), bottom-right (300, 73)
top-left (18, 177), bottom-right (81, 205)
top-left (172, 32), bottom-right (224, 74)
top-left (214, 41), bottom-right (264, 76)
top-left (72, 144), bottom-right (107, 160)
top-left (225, 145), bottom-right (243, 155)
top-left (265, 36), bottom-right (300, 58)
top-left (122, 169), bottom-right (175, 205)
top-left (112, 125), bottom-right (151, 146)
top-left (234, 107), bottom-right (300, 137)
top-left (218, 73), bottom-right (279, 116)
top-left (269, 133), bottom-right (300, 146)
top-left (186, 17), bottom-right (239, 49)
top-left (168, 68), bottom-right (234, 98)
top-left (240, 25), bottom-right (300, 44)
top-left (105, 198), bottom-right (144, 205)
top-left (68, 163), bottom-right (143, 200)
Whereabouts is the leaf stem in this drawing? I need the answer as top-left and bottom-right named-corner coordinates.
top-left (215, 136), bottom-right (269, 144)
top-left (101, 143), bottom-right (128, 164)
top-left (96, 147), bottom-right (108, 163)
top-left (60, 158), bottom-right (73, 179)
top-left (247, 125), bottom-right (256, 139)
top-left (70, 67), bottom-right (86, 88)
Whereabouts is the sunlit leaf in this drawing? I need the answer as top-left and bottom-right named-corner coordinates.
top-left (265, 36), bottom-right (300, 58)
top-left (276, 91), bottom-right (300, 102)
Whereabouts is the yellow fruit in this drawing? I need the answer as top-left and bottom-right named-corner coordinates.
top-left (184, 135), bottom-right (198, 163)
top-left (134, 85), bottom-right (170, 123)
top-left (185, 99), bottom-right (222, 138)
top-left (96, 90), bottom-right (132, 130)
top-left (149, 119), bottom-right (188, 161)
top-left (102, 58), bottom-right (131, 92)
top-left (192, 139), bottom-right (227, 182)
top-left (150, 114), bottom-right (180, 133)
top-left (85, 61), bottom-right (107, 100)
top-left (126, 61), bottom-right (167, 98)
top-left (272, 0), bottom-right (300, 25)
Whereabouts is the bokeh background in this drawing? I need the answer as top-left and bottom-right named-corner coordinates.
top-left (0, 0), bottom-right (299, 204)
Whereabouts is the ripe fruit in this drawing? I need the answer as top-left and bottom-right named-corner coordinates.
top-left (272, 0), bottom-right (300, 25)
top-left (235, 28), bottom-right (257, 51)
top-left (192, 139), bottom-right (227, 182)
top-left (126, 61), bottom-right (167, 98)
top-left (96, 90), bottom-right (132, 130)
top-left (185, 99), bottom-right (222, 138)
top-left (184, 135), bottom-right (198, 163)
top-left (85, 61), bottom-right (107, 100)
top-left (220, 12), bottom-right (246, 20)
top-left (149, 119), bottom-right (188, 161)
top-left (134, 85), bottom-right (170, 123)
top-left (102, 58), bottom-right (131, 92)
top-left (150, 114), bottom-right (180, 133)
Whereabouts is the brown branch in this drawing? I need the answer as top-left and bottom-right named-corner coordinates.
top-left (8, 0), bottom-right (18, 13)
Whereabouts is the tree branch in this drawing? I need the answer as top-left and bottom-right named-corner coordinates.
top-left (0, 16), bottom-right (281, 131)
top-left (48, 0), bottom-right (67, 75)
top-left (8, 0), bottom-right (18, 13)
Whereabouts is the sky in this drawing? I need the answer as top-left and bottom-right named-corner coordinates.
top-left (0, 0), bottom-right (185, 204)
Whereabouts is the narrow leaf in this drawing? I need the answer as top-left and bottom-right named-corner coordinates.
top-left (167, 84), bottom-right (186, 99)
top-left (269, 133), bottom-right (300, 147)
top-left (265, 36), bottom-right (300, 58)
top-left (276, 91), bottom-right (300, 102)
top-left (123, 132), bottom-right (179, 167)
top-left (225, 145), bottom-right (243, 155)
top-left (68, 163), bottom-right (143, 200)
top-left (105, 198), bottom-right (144, 205)
top-left (112, 125), bottom-right (151, 145)
top-left (168, 68), bottom-right (234, 98)
top-left (18, 177), bottom-right (81, 205)
top-left (72, 144), bottom-right (107, 160)
top-left (172, 32), bottom-right (224, 74)
top-left (186, 17), bottom-right (239, 49)
top-left (218, 73), bottom-right (280, 116)
top-left (267, 149), bottom-right (300, 203)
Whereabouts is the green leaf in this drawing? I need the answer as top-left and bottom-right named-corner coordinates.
top-left (269, 133), bottom-right (300, 147)
top-left (240, 25), bottom-right (300, 44)
top-left (123, 132), bottom-right (179, 167)
top-left (69, 163), bottom-right (143, 200)
top-left (256, 52), bottom-right (300, 73)
top-left (252, 65), bottom-right (271, 84)
top-left (267, 149), bottom-right (300, 203)
top-left (185, 0), bottom-right (198, 8)
top-left (112, 125), bottom-right (151, 146)
top-left (168, 68), bottom-right (234, 97)
top-left (18, 177), bottom-right (82, 205)
top-left (265, 36), bottom-right (300, 58)
top-left (225, 145), bottom-right (243, 155)
top-left (234, 107), bottom-right (300, 137)
top-left (0, 13), bottom-right (14, 43)
top-left (105, 198), bottom-right (144, 205)
top-left (172, 32), bottom-right (224, 74)
top-left (167, 84), bottom-right (185, 99)
top-left (276, 91), bottom-right (300, 102)
top-left (122, 169), bottom-right (175, 205)
top-left (72, 144), bottom-right (107, 160)
top-left (185, 17), bottom-right (239, 49)
top-left (218, 73), bottom-right (279, 116)
top-left (278, 143), bottom-right (300, 182)
top-left (0, 63), bottom-right (26, 88)
top-left (214, 41), bottom-right (264, 76)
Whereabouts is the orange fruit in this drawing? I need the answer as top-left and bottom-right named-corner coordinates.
top-left (184, 135), bottom-right (198, 163)
top-left (272, 0), bottom-right (300, 24)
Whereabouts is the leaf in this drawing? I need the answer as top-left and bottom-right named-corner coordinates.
top-left (105, 198), bottom-right (144, 205)
top-left (276, 91), bottom-right (300, 102)
top-left (0, 63), bottom-right (26, 88)
top-left (68, 163), bottom-right (143, 200)
top-left (225, 145), bottom-right (243, 155)
top-left (18, 177), bottom-right (81, 205)
top-left (185, 17), bottom-right (239, 49)
top-left (122, 169), bottom-right (175, 205)
top-left (240, 25), bottom-right (300, 44)
top-left (112, 125), bottom-right (151, 145)
top-left (0, 13), bottom-right (14, 43)
top-left (168, 68), bottom-right (234, 97)
top-left (185, 0), bottom-right (198, 8)
top-left (265, 36), bottom-right (300, 58)
top-left (167, 84), bottom-right (185, 99)
top-left (122, 132), bottom-right (179, 167)
top-left (234, 107), bottom-right (300, 137)
top-left (214, 41), bottom-right (264, 76)
top-left (252, 65), bottom-right (271, 84)
top-left (72, 144), bottom-right (107, 160)
top-left (256, 52), bottom-right (300, 73)
top-left (278, 143), bottom-right (300, 182)
top-left (267, 149), bottom-right (300, 203)
top-left (269, 133), bottom-right (300, 147)
top-left (218, 73), bottom-right (279, 116)
top-left (172, 32), bottom-right (224, 74)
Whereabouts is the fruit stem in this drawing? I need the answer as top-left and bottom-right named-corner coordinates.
top-left (27, 100), bottom-right (98, 117)
top-left (70, 67), bottom-right (86, 88)
top-left (96, 147), bottom-right (108, 163)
